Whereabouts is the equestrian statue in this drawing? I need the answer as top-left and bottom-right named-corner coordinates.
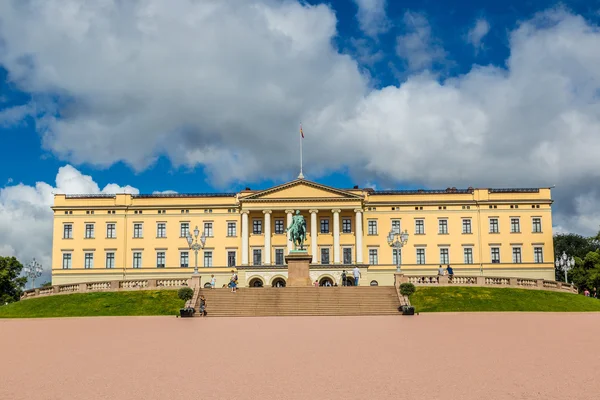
top-left (286, 210), bottom-right (307, 251)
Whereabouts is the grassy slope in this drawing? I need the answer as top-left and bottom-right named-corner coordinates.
top-left (0, 290), bottom-right (184, 318)
top-left (411, 287), bottom-right (600, 312)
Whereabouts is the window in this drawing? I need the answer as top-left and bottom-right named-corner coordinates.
top-left (227, 222), bottom-right (236, 237)
top-left (534, 247), bottom-right (543, 263)
top-left (532, 218), bottom-right (542, 233)
top-left (415, 219), bottom-right (425, 234)
top-left (464, 248), bottom-right (473, 264)
top-left (320, 218), bottom-right (330, 234)
top-left (203, 251), bottom-right (213, 267)
top-left (62, 253), bottom-right (72, 269)
top-left (462, 219), bottom-right (471, 234)
top-left (275, 249), bottom-right (284, 265)
top-left (106, 223), bottom-right (116, 238)
top-left (343, 248), bottom-right (352, 264)
top-left (416, 248), bottom-right (426, 265)
top-left (511, 218), bottom-right (520, 233)
top-left (253, 249), bottom-right (262, 265)
top-left (180, 222), bottom-right (190, 237)
top-left (368, 220), bottom-right (378, 235)
top-left (85, 223), bottom-right (94, 238)
top-left (84, 253), bottom-right (94, 269)
top-left (489, 218), bottom-right (499, 233)
top-left (342, 218), bottom-right (352, 233)
top-left (438, 219), bottom-right (448, 234)
top-left (133, 223), bottom-right (143, 238)
top-left (63, 224), bottom-right (72, 239)
top-left (392, 248), bottom-right (402, 265)
top-left (275, 219), bottom-right (284, 234)
top-left (512, 247), bottom-right (522, 263)
top-left (321, 248), bottom-right (330, 264)
top-left (440, 248), bottom-right (449, 264)
top-left (157, 223), bottom-right (166, 238)
top-left (156, 252), bottom-right (165, 268)
top-left (391, 220), bottom-right (400, 234)
top-left (180, 252), bottom-right (189, 268)
top-left (491, 247), bottom-right (500, 263)
top-left (253, 220), bottom-right (262, 234)
top-left (227, 251), bottom-right (236, 267)
top-left (133, 252), bottom-right (142, 269)
top-left (105, 252), bottom-right (115, 269)
top-left (368, 249), bottom-right (378, 265)
top-left (204, 222), bottom-right (213, 237)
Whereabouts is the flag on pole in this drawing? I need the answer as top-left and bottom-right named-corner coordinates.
top-left (300, 123), bottom-right (304, 138)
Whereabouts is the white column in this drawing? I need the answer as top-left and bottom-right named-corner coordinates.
top-left (332, 209), bottom-right (341, 264)
top-left (355, 209), bottom-right (363, 263)
top-left (241, 211), bottom-right (249, 265)
top-left (310, 210), bottom-right (318, 263)
top-left (263, 210), bottom-right (272, 265)
top-left (286, 210), bottom-right (294, 253)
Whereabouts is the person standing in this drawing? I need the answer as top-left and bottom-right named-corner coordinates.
top-left (341, 270), bottom-right (347, 286)
top-left (210, 274), bottom-right (216, 289)
top-left (353, 266), bottom-right (361, 286)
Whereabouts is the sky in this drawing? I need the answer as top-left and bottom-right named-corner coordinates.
top-left (1, 0), bottom-right (600, 285)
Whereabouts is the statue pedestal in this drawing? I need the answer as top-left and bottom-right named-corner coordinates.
top-left (286, 251), bottom-right (313, 287)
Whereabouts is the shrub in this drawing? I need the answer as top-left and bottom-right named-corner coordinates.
top-left (178, 287), bottom-right (194, 301)
top-left (399, 283), bottom-right (416, 298)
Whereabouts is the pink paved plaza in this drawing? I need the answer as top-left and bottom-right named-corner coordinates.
top-left (2, 313), bottom-right (599, 400)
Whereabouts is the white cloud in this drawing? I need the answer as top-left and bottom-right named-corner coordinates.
top-left (395, 11), bottom-right (447, 72)
top-left (152, 190), bottom-right (178, 194)
top-left (0, 104), bottom-right (32, 127)
top-left (354, 0), bottom-right (390, 37)
top-left (467, 18), bottom-right (491, 49)
top-left (0, 165), bottom-right (138, 286)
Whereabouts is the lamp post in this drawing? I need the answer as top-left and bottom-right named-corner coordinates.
top-left (387, 228), bottom-right (409, 272)
top-left (23, 258), bottom-right (43, 290)
top-left (555, 251), bottom-right (575, 283)
top-left (186, 226), bottom-right (207, 274)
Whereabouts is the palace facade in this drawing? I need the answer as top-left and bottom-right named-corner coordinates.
top-left (51, 179), bottom-right (555, 287)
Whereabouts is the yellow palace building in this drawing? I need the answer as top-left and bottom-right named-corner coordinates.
top-left (51, 178), bottom-right (555, 287)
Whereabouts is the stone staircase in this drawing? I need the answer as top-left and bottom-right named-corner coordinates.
top-left (194, 286), bottom-right (401, 317)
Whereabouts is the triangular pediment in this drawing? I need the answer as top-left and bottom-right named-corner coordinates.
top-left (242, 179), bottom-right (362, 201)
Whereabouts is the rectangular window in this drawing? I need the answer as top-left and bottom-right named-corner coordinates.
top-left (392, 249), bottom-right (402, 265)
top-left (440, 248), bottom-right (449, 264)
top-left (204, 222), bottom-right (213, 237)
top-left (157, 223), bottom-right (166, 238)
top-left (342, 218), bottom-right (352, 233)
top-left (275, 249), bottom-right (284, 265)
top-left (534, 247), bottom-right (543, 263)
top-left (180, 222), bottom-right (189, 237)
top-left (415, 219), bottom-right (425, 234)
top-left (84, 253), bottom-right (94, 269)
top-left (85, 223), bottom-right (94, 238)
top-left (320, 218), bottom-right (330, 234)
top-left (321, 248), bottom-right (330, 264)
top-left (343, 248), bottom-right (352, 264)
top-left (106, 223), bottom-right (116, 238)
top-left (63, 224), bottom-right (73, 239)
top-left (368, 220), bottom-right (378, 235)
top-left (512, 247), bottom-right (522, 263)
top-left (203, 251), bottom-right (213, 267)
top-left (133, 252), bottom-right (142, 269)
top-left (180, 252), bottom-right (189, 268)
top-left (391, 220), bottom-right (401, 234)
top-left (253, 220), bottom-right (262, 234)
top-left (511, 218), bottom-right (520, 233)
top-left (489, 218), bottom-right (499, 233)
top-left (491, 247), bottom-right (500, 263)
top-left (156, 252), bottom-right (165, 268)
top-left (227, 222), bottom-right (236, 237)
top-left (438, 219), bottom-right (448, 234)
top-left (62, 253), bottom-right (72, 269)
top-left (368, 249), bottom-right (378, 265)
top-left (462, 219), bottom-right (471, 234)
top-left (464, 248), bottom-right (473, 264)
top-left (274, 219), bottom-right (284, 234)
top-left (532, 218), bottom-right (542, 233)
top-left (253, 249), bottom-right (262, 265)
top-left (133, 223), bottom-right (143, 238)
top-left (105, 252), bottom-right (115, 269)
top-left (227, 251), bottom-right (236, 267)
top-left (416, 248), bottom-right (426, 265)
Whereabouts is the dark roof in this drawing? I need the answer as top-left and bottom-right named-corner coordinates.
top-left (65, 194), bottom-right (116, 199)
top-left (488, 188), bottom-right (540, 193)
top-left (372, 187), bottom-right (542, 195)
top-left (132, 193), bottom-right (236, 198)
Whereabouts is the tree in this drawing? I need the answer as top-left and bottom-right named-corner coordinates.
top-left (0, 256), bottom-right (27, 304)
top-left (553, 233), bottom-right (599, 281)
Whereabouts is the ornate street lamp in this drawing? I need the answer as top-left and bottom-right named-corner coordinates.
top-left (23, 258), bottom-right (43, 290)
top-left (555, 251), bottom-right (575, 283)
top-left (387, 228), bottom-right (409, 272)
top-left (186, 226), bottom-right (207, 274)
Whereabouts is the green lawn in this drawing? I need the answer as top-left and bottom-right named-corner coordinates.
top-left (411, 287), bottom-right (600, 312)
top-left (0, 290), bottom-right (184, 318)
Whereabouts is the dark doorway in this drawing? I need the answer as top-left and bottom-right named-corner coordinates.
top-left (249, 278), bottom-right (264, 287)
top-left (272, 278), bottom-right (286, 288)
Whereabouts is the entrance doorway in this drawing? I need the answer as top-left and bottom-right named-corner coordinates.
top-left (272, 278), bottom-right (286, 287)
top-left (248, 278), bottom-right (264, 287)
top-left (319, 277), bottom-right (334, 287)
top-left (345, 277), bottom-right (355, 286)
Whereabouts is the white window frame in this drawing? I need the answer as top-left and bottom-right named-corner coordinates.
top-left (439, 247), bottom-right (449, 264)
top-left (392, 248), bottom-right (402, 265)
top-left (510, 218), bottom-right (520, 233)
top-left (532, 217), bottom-right (542, 233)
top-left (133, 223), bottom-right (143, 238)
top-left (105, 252), bottom-right (115, 269)
top-left (156, 223), bottom-right (166, 238)
top-left (463, 247), bottom-right (474, 264)
top-left (62, 253), bottom-right (72, 269)
top-left (368, 220), bottom-right (378, 235)
top-left (84, 252), bottom-right (94, 269)
top-left (274, 248), bottom-right (285, 265)
top-left (133, 252), bottom-right (142, 269)
top-left (462, 218), bottom-right (472, 234)
top-left (533, 247), bottom-right (544, 263)
top-left (180, 251), bottom-right (189, 268)
top-left (512, 247), bottom-right (522, 263)
top-left (203, 251), bottom-right (213, 267)
top-left (180, 222), bottom-right (190, 238)
top-left (438, 219), bottom-right (448, 234)
top-left (156, 251), bottom-right (166, 268)
top-left (320, 247), bottom-right (331, 264)
top-left (342, 247), bottom-right (353, 264)
top-left (342, 218), bottom-right (352, 233)
top-left (85, 223), bottom-right (95, 239)
top-left (252, 248), bottom-right (262, 265)
top-left (63, 223), bottom-right (73, 239)
top-left (391, 219), bottom-right (401, 234)
top-left (320, 218), bottom-right (330, 234)
top-left (368, 248), bottom-right (378, 265)
top-left (415, 219), bottom-right (425, 234)
top-left (491, 247), bottom-right (500, 263)
top-left (489, 218), bottom-right (499, 233)
top-left (227, 251), bottom-right (237, 267)
top-left (416, 248), bottom-right (426, 265)
top-left (106, 223), bottom-right (116, 239)
top-left (253, 219), bottom-right (263, 235)
top-left (227, 222), bottom-right (237, 237)
top-left (274, 219), bottom-right (284, 234)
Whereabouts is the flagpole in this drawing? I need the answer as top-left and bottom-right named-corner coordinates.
top-left (299, 123), bottom-right (304, 179)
